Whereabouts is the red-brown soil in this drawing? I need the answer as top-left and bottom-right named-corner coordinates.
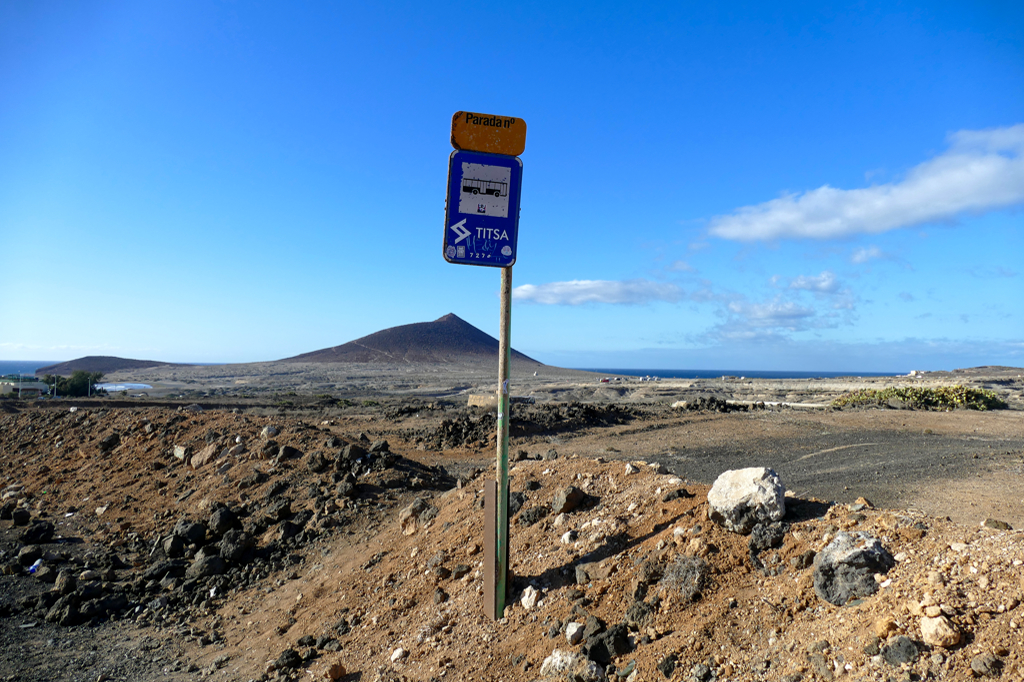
top-left (1, 399), bottom-right (1022, 682)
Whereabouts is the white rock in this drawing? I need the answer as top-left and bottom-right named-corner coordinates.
top-left (521, 586), bottom-right (540, 610)
top-left (707, 467), bottom-right (786, 534)
top-left (649, 462), bottom-right (668, 474)
top-left (540, 650), bottom-right (577, 677)
top-left (539, 650), bottom-right (604, 681)
top-left (390, 648), bottom-right (407, 663)
top-left (565, 622), bottom-right (584, 645)
top-left (624, 463), bottom-right (639, 475)
top-left (560, 531), bottom-right (578, 545)
top-left (553, 513), bottom-right (568, 527)
top-left (667, 477), bottom-right (683, 485)
top-left (920, 615), bottom-right (960, 648)
top-left (627, 502), bottom-right (638, 513)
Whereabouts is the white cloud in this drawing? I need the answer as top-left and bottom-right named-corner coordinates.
top-left (726, 299), bottom-right (816, 330)
top-left (708, 124), bottom-right (1024, 241)
top-left (512, 279), bottom-right (683, 305)
top-left (668, 260), bottom-right (695, 272)
top-left (788, 270), bottom-right (840, 293)
top-left (851, 246), bottom-right (885, 263)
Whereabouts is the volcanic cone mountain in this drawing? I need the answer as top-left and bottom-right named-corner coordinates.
top-left (35, 356), bottom-right (178, 376)
top-left (280, 313), bottom-right (542, 365)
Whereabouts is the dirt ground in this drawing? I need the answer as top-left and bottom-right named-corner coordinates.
top-left (1, 369), bottom-right (1022, 682)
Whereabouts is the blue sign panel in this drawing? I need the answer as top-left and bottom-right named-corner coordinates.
top-left (443, 149), bottom-right (522, 267)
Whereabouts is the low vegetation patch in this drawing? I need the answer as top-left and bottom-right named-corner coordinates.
top-left (831, 385), bottom-right (1007, 411)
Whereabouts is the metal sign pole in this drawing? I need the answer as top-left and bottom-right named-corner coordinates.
top-left (494, 265), bottom-right (513, 618)
top-left (444, 109), bottom-right (524, 620)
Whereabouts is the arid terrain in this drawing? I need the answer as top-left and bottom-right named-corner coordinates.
top-left (1, 363), bottom-right (1023, 682)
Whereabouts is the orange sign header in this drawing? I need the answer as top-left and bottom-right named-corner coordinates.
top-left (451, 111), bottom-right (526, 157)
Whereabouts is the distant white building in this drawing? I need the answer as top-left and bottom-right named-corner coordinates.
top-left (0, 380), bottom-right (49, 398)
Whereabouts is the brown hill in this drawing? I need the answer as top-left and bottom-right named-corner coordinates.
top-left (35, 356), bottom-right (180, 377)
top-left (280, 313), bottom-right (542, 365)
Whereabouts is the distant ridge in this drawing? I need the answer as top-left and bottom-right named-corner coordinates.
top-left (35, 356), bottom-right (180, 376)
top-left (280, 313), bottom-right (542, 365)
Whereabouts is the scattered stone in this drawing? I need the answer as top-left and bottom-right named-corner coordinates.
top-left (880, 636), bottom-right (918, 667)
top-left (163, 534), bottom-right (186, 558)
top-left (706, 467), bottom-right (786, 534)
top-left (323, 661), bottom-right (346, 680)
top-left (521, 586), bottom-right (540, 610)
top-left (662, 488), bottom-right (692, 502)
top-left (518, 505), bottom-right (550, 527)
top-left (19, 521), bottom-right (55, 545)
top-left (399, 498), bottom-right (434, 535)
top-left (873, 618), bottom-right (897, 639)
top-left (172, 517), bottom-right (207, 545)
top-left (812, 531), bottom-right (894, 605)
top-left (970, 652), bottom-right (1003, 678)
top-left (690, 663), bottom-right (713, 682)
top-left (566, 622), bottom-right (584, 645)
top-left (539, 649), bottom-right (604, 681)
top-left (11, 507), bottom-right (31, 526)
top-left (185, 554), bottom-right (225, 579)
top-left (583, 623), bottom-right (631, 664)
top-left (790, 549), bottom-right (816, 570)
top-left (275, 648), bottom-right (302, 671)
top-left (209, 506), bottom-right (237, 536)
top-left (920, 615), bottom-right (960, 648)
top-left (98, 433), bottom-right (120, 452)
top-left (657, 654), bottom-right (677, 678)
top-left (983, 518), bottom-right (1012, 531)
top-left (552, 486), bottom-right (585, 514)
top-left (390, 648), bottom-right (407, 663)
top-left (53, 570), bottom-right (76, 595)
top-left (17, 545), bottom-right (42, 566)
top-left (624, 463), bottom-right (639, 475)
top-left (219, 529), bottom-right (255, 562)
top-left (191, 443), bottom-right (219, 469)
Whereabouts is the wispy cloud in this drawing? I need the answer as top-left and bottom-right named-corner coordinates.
top-left (851, 246), bottom-right (886, 263)
top-left (709, 298), bottom-right (819, 343)
top-left (512, 279), bottom-right (683, 305)
top-left (668, 260), bottom-right (695, 272)
top-left (788, 270), bottom-right (840, 293)
top-left (968, 265), bottom-right (1018, 279)
top-left (708, 124), bottom-right (1024, 241)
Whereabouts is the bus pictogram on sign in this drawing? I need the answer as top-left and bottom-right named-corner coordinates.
top-left (462, 178), bottom-right (508, 198)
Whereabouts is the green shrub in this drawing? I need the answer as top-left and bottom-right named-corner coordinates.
top-left (831, 385), bottom-right (1007, 411)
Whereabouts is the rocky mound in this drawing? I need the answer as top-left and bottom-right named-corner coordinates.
top-left (1, 406), bottom-right (1022, 682)
top-left (279, 313), bottom-right (542, 365)
top-left (35, 356), bottom-right (181, 376)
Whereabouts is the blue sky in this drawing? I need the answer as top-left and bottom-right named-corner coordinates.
top-left (1, 1), bottom-right (1022, 371)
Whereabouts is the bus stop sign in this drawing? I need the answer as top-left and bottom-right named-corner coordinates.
top-left (443, 149), bottom-right (522, 268)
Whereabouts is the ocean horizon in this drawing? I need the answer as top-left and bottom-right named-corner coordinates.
top-left (578, 368), bottom-right (899, 379)
top-left (3, 359), bottom-right (905, 383)
top-left (0, 360), bottom-right (60, 377)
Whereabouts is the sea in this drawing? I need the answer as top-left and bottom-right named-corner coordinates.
top-left (580, 368), bottom-right (896, 379)
top-left (0, 360), bottom-right (60, 377)
top-left (2, 360), bottom-right (898, 381)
